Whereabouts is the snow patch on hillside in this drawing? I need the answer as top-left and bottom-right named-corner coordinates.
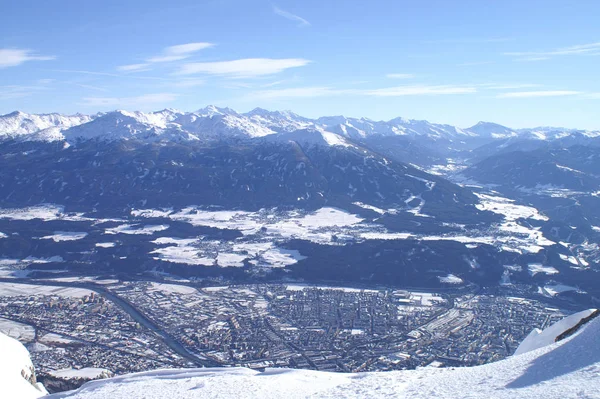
top-left (528, 263), bottom-right (559, 276)
top-left (105, 224), bottom-right (169, 235)
top-left (39, 232), bottom-right (88, 242)
top-left (438, 274), bottom-right (463, 284)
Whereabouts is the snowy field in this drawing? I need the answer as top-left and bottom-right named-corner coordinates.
top-left (438, 274), bottom-right (463, 284)
top-left (132, 203), bottom-right (558, 263)
top-left (0, 282), bottom-right (93, 298)
top-left (475, 193), bottom-right (548, 221)
top-left (150, 237), bottom-right (307, 268)
top-left (0, 318), bottom-right (35, 342)
top-left (0, 200), bottom-right (565, 271)
top-left (0, 204), bottom-right (87, 222)
top-left (528, 263), bottom-right (559, 276)
top-left (39, 232), bottom-right (88, 242)
top-left (105, 224), bottom-right (169, 235)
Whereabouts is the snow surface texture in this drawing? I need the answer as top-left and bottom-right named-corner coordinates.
top-left (0, 333), bottom-right (47, 399)
top-left (43, 312), bottom-right (600, 399)
top-left (514, 308), bottom-right (597, 355)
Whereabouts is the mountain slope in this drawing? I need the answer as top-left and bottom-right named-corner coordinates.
top-left (43, 313), bottom-right (600, 399)
top-left (0, 111), bottom-right (92, 141)
top-left (0, 332), bottom-right (47, 399)
top-left (3, 107), bottom-right (598, 150)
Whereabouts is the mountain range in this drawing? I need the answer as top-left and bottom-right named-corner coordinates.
top-left (2, 106), bottom-right (599, 146)
top-left (0, 106), bottom-right (599, 306)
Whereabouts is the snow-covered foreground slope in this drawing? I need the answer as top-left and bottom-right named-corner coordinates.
top-left (44, 315), bottom-right (600, 399)
top-left (0, 333), bottom-right (47, 399)
top-left (514, 308), bottom-right (597, 355)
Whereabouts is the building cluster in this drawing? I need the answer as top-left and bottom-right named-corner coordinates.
top-left (113, 282), bottom-right (566, 372)
top-left (0, 290), bottom-right (189, 377)
top-left (0, 281), bottom-right (568, 382)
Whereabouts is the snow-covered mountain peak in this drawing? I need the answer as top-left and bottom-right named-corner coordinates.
top-left (466, 121), bottom-right (518, 139)
top-left (196, 105), bottom-right (238, 117)
top-left (2, 107), bottom-right (597, 146)
top-left (62, 110), bottom-right (163, 141)
top-left (0, 111), bottom-right (93, 139)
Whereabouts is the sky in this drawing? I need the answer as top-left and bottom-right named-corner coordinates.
top-left (1, 0), bottom-right (600, 129)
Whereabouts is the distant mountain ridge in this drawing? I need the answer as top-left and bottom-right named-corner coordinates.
top-left (2, 107), bottom-right (598, 145)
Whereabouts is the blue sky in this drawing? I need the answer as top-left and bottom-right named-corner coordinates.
top-left (1, 0), bottom-right (600, 129)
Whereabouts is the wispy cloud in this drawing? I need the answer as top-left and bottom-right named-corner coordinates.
top-left (250, 87), bottom-right (342, 100)
top-left (247, 84), bottom-right (478, 99)
top-left (506, 41), bottom-right (600, 61)
top-left (117, 42), bottom-right (214, 72)
top-left (457, 61), bottom-right (495, 66)
top-left (423, 37), bottom-right (512, 44)
top-left (49, 69), bottom-right (170, 81)
top-left (147, 42), bottom-right (214, 63)
top-left (386, 73), bottom-right (415, 79)
top-left (117, 63), bottom-right (151, 72)
top-left (72, 83), bottom-right (109, 92)
top-left (0, 85), bottom-right (48, 100)
top-left (479, 83), bottom-right (541, 90)
top-left (273, 6), bottom-right (310, 27)
top-left (172, 78), bottom-right (205, 88)
top-left (80, 93), bottom-right (178, 108)
top-left (175, 58), bottom-right (311, 78)
top-left (0, 48), bottom-right (55, 68)
top-left (497, 90), bottom-right (581, 98)
top-left (365, 85), bottom-right (476, 96)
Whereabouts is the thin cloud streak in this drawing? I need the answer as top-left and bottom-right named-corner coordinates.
top-left (479, 83), bottom-right (541, 90)
top-left (0, 85), bottom-right (49, 100)
top-left (72, 83), bottom-right (109, 92)
top-left (0, 48), bottom-right (56, 68)
top-left (48, 69), bottom-right (170, 81)
top-left (175, 58), bottom-right (311, 78)
top-left (117, 63), bottom-right (151, 72)
top-left (247, 85), bottom-right (478, 99)
top-left (365, 85), bottom-right (476, 96)
top-left (505, 41), bottom-right (600, 61)
top-left (497, 90), bottom-right (581, 98)
top-left (117, 42), bottom-right (214, 72)
top-left (386, 73), bottom-right (415, 79)
top-left (457, 61), bottom-right (495, 66)
top-left (249, 87), bottom-right (343, 100)
top-left (273, 6), bottom-right (310, 27)
top-left (423, 37), bottom-right (512, 44)
top-left (80, 93), bottom-right (178, 108)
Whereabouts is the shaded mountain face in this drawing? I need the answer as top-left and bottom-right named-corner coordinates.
top-left (0, 138), bottom-right (481, 221)
top-left (1, 107), bottom-right (599, 303)
top-left (464, 146), bottom-right (600, 192)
